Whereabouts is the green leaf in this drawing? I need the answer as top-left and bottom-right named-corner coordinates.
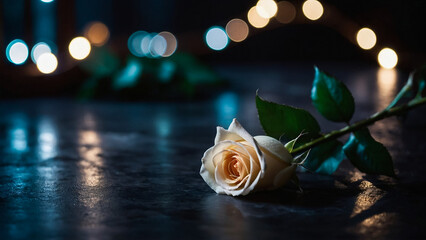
top-left (413, 64), bottom-right (426, 99)
top-left (311, 67), bottom-right (355, 122)
top-left (303, 139), bottom-right (345, 175)
top-left (343, 128), bottom-right (396, 177)
top-left (256, 93), bottom-right (321, 141)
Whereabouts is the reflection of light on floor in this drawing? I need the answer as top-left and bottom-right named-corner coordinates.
top-left (36, 165), bottom-right (60, 232)
top-left (77, 128), bottom-right (107, 226)
top-left (78, 130), bottom-right (103, 187)
top-left (351, 180), bottom-right (385, 218)
top-left (10, 128), bottom-right (28, 152)
top-left (37, 118), bottom-right (58, 160)
top-left (156, 114), bottom-right (171, 138)
top-left (355, 212), bottom-right (396, 238)
top-left (376, 68), bottom-right (397, 110)
top-left (83, 112), bottom-right (97, 128)
top-left (8, 115), bottom-right (29, 153)
top-left (155, 111), bottom-right (172, 170)
top-left (360, 212), bottom-right (395, 227)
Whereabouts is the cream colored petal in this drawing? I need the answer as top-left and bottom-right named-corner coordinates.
top-left (217, 142), bottom-right (261, 196)
top-left (215, 163), bottom-right (246, 196)
top-left (254, 135), bottom-right (293, 164)
top-left (210, 141), bottom-right (252, 169)
top-left (273, 164), bottom-right (297, 188)
top-left (200, 146), bottom-right (216, 176)
top-left (207, 140), bottom-right (257, 196)
top-left (225, 175), bottom-right (249, 191)
top-left (200, 157), bottom-right (225, 194)
top-left (241, 169), bottom-right (262, 196)
top-left (252, 152), bottom-right (290, 190)
top-left (214, 126), bottom-right (244, 145)
top-left (228, 119), bottom-right (265, 176)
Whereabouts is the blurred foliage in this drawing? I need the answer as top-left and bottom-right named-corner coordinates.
top-left (78, 47), bottom-right (226, 101)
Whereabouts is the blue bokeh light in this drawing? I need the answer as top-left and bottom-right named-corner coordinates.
top-left (215, 92), bottom-right (239, 126)
top-left (6, 39), bottom-right (29, 65)
top-left (128, 31), bottom-right (149, 57)
top-left (205, 26), bottom-right (229, 51)
top-left (113, 59), bottom-right (143, 90)
top-left (149, 34), bottom-right (167, 57)
top-left (31, 42), bottom-right (52, 63)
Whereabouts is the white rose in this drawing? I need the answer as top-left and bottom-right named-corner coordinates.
top-left (200, 119), bottom-right (297, 196)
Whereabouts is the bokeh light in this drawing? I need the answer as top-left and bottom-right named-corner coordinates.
top-left (128, 31), bottom-right (148, 57)
top-left (31, 42), bottom-right (52, 63)
top-left (356, 28), bottom-right (377, 50)
top-left (6, 39), bottom-right (29, 65)
top-left (36, 52), bottom-right (58, 74)
top-left (378, 48), bottom-right (398, 69)
top-left (276, 1), bottom-right (296, 24)
top-left (69, 37), bottom-right (91, 60)
top-left (256, 0), bottom-right (278, 19)
top-left (84, 22), bottom-right (110, 46)
top-left (205, 26), bottom-right (229, 51)
top-left (247, 6), bottom-right (269, 28)
top-left (302, 0), bottom-right (324, 21)
top-left (40, 0), bottom-right (54, 3)
top-left (150, 34), bottom-right (167, 57)
top-left (158, 31), bottom-right (178, 57)
top-left (140, 34), bottom-right (153, 56)
top-left (226, 19), bottom-right (249, 42)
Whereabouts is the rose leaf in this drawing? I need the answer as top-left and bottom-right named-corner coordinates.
top-left (343, 128), bottom-right (396, 177)
top-left (256, 92), bottom-right (321, 142)
top-left (303, 139), bottom-right (345, 175)
top-left (414, 64), bottom-right (426, 99)
top-left (311, 66), bottom-right (355, 123)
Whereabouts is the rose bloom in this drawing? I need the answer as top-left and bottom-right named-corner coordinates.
top-left (200, 119), bottom-right (296, 196)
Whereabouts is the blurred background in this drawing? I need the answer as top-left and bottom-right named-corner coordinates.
top-left (0, 0), bottom-right (425, 100)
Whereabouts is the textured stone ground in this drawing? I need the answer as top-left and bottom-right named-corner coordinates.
top-left (1, 63), bottom-right (425, 239)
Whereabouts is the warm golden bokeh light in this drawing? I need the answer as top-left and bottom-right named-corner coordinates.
top-left (356, 28), bottom-right (377, 50)
top-left (226, 19), bottom-right (249, 42)
top-left (378, 48), bottom-right (398, 69)
top-left (302, 0), bottom-right (324, 21)
top-left (256, 0), bottom-right (278, 19)
top-left (69, 37), bottom-right (91, 60)
top-left (84, 22), bottom-right (110, 46)
top-left (275, 1), bottom-right (296, 24)
top-left (36, 52), bottom-right (58, 74)
top-left (247, 6), bottom-right (269, 28)
top-left (158, 31), bottom-right (178, 57)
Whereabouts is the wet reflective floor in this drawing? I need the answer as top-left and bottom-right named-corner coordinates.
top-left (1, 63), bottom-right (426, 239)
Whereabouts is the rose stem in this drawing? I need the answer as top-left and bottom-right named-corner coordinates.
top-left (291, 96), bottom-right (426, 155)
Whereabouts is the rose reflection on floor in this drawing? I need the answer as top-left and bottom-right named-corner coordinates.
top-left (203, 195), bottom-right (249, 240)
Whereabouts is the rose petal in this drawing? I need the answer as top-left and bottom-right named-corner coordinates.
top-left (254, 135), bottom-right (293, 164)
top-left (240, 169), bottom-right (262, 196)
top-left (228, 119), bottom-right (265, 177)
top-left (215, 141), bottom-right (261, 196)
top-left (200, 146), bottom-right (225, 194)
top-left (273, 164), bottom-right (297, 188)
top-left (214, 126), bottom-right (244, 145)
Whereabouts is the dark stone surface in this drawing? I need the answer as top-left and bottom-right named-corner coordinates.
top-left (1, 63), bottom-right (426, 239)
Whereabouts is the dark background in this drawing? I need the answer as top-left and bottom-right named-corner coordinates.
top-left (0, 0), bottom-right (425, 97)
